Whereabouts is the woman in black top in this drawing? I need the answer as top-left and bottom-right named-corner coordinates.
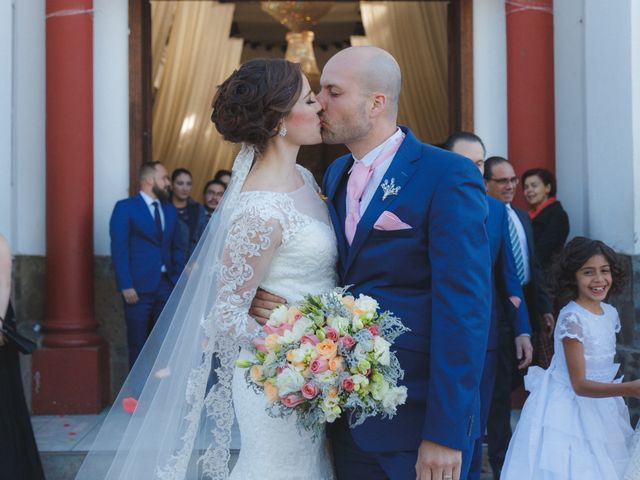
top-left (170, 168), bottom-right (208, 262)
top-left (522, 168), bottom-right (570, 272)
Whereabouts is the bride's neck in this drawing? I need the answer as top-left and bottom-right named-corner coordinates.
top-left (251, 140), bottom-right (300, 184)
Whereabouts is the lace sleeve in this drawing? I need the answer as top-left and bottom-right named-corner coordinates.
top-left (212, 203), bottom-right (283, 347)
top-left (557, 312), bottom-right (585, 343)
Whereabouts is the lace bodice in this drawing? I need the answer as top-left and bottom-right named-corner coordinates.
top-left (212, 165), bottom-right (339, 347)
top-left (552, 301), bottom-right (621, 382)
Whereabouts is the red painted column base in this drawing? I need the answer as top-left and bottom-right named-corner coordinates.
top-left (31, 343), bottom-right (110, 414)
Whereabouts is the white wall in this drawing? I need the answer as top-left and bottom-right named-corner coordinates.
top-left (93, 0), bottom-right (129, 256)
top-left (555, 0), bottom-right (640, 255)
top-left (0, 0), bottom-right (14, 245)
top-left (13, 0), bottom-right (45, 255)
top-left (473, 0), bottom-right (508, 158)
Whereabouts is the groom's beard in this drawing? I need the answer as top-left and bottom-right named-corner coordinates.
top-left (320, 108), bottom-right (372, 145)
top-left (153, 184), bottom-right (170, 202)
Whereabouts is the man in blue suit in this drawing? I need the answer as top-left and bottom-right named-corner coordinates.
top-left (110, 161), bottom-right (185, 368)
top-left (317, 47), bottom-right (491, 480)
top-left (483, 156), bottom-right (554, 479)
top-left (444, 133), bottom-right (532, 480)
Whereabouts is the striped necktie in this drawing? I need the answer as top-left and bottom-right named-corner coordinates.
top-left (507, 214), bottom-right (526, 285)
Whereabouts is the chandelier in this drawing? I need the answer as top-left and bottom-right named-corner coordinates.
top-left (261, 1), bottom-right (334, 86)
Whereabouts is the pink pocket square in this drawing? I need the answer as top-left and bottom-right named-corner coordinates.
top-left (373, 211), bottom-right (412, 231)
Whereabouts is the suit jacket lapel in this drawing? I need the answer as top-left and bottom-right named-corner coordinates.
top-left (345, 132), bottom-right (420, 273)
top-left (325, 156), bottom-right (352, 272)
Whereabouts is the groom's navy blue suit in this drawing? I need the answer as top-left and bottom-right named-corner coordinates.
top-left (323, 127), bottom-right (492, 479)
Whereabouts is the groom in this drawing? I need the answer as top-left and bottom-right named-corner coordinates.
top-left (253, 47), bottom-right (491, 480)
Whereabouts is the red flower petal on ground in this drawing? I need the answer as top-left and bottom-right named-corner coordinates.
top-left (122, 397), bottom-right (138, 414)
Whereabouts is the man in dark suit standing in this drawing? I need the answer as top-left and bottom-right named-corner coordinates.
top-left (110, 162), bottom-right (185, 368)
top-left (483, 156), bottom-right (554, 480)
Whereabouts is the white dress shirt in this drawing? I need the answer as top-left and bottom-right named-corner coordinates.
top-left (139, 191), bottom-right (167, 272)
top-left (347, 127), bottom-right (404, 216)
top-left (506, 204), bottom-right (531, 284)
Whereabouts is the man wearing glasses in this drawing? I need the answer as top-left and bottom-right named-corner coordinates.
top-left (483, 156), bottom-right (554, 480)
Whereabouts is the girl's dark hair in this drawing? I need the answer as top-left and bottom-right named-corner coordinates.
top-left (553, 236), bottom-right (627, 306)
top-left (210, 58), bottom-right (303, 153)
top-left (171, 168), bottom-right (192, 182)
top-left (522, 167), bottom-right (557, 197)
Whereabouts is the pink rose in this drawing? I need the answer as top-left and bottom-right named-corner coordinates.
top-left (367, 325), bottom-right (379, 336)
top-left (301, 382), bottom-right (320, 399)
top-left (281, 393), bottom-right (305, 408)
top-left (253, 337), bottom-right (267, 353)
top-left (340, 334), bottom-right (356, 350)
top-left (301, 334), bottom-right (319, 345)
top-left (264, 324), bottom-right (292, 336)
top-left (324, 326), bottom-right (339, 342)
top-left (341, 377), bottom-right (354, 392)
top-left (309, 357), bottom-right (329, 374)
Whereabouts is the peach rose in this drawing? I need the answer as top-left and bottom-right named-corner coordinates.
top-left (264, 381), bottom-right (279, 402)
top-left (329, 356), bottom-right (345, 373)
top-left (327, 387), bottom-right (339, 398)
top-left (316, 339), bottom-right (338, 360)
top-left (250, 365), bottom-right (263, 383)
top-left (265, 333), bottom-right (280, 352)
top-left (342, 295), bottom-right (355, 310)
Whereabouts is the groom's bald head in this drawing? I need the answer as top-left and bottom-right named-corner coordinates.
top-left (326, 46), bottom-right (401, 118)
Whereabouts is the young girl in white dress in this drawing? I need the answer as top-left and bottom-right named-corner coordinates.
top-left (501, 236), bottom-right (638, 479)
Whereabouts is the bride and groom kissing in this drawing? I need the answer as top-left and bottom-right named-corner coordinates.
top-left (77, 46), bottom-right (491, 480)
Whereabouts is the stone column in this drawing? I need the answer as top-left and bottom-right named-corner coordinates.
top-left (32, 0), bottom-right (109, 414)
top-left (505, 0), bottom-right (555, 208)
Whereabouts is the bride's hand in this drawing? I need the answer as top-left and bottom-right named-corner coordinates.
top-left (249, 288), bottom-right (287, 325)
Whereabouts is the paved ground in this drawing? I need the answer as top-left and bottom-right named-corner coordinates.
top-left (33, 411), bottom-right (512, 479)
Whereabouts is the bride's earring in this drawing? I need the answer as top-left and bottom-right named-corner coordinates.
top-left (278, 123), bottom-right (287, 137)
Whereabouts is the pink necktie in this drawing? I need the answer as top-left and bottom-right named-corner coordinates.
top-left (345, 136), bottom-right (404, 245)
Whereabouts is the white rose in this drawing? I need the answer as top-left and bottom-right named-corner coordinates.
top-left (275, 366), bottom-right (305, 395)
top-left (299, 342), bottom-right (316, 359)
top-left (351, 374), bottom-right (369, 390)
top-left (352, 315), bottom-right (365, 331)
top-left (321, 397), bottom-right (341, 423)
top-left (267, 305), bottom-right (288, 327)
top-left (382, 386), bottom-right (408, 410)
top-left (373, 336), bottom-right (391, 366)
top-left (315, 370), bottom-right (337, 385)
top-left (327, 316), bottom-right (350, 334)
top-left (355, 294), bottom-right (379, 316)
top-left (370, 379), bottom-right (390, 401)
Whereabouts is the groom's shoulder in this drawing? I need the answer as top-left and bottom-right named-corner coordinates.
top-left (414, 141), bottom-right (479, 179)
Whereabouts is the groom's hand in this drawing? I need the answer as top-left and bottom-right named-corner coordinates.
top-left (249, 288), bottom-right (286, 325)
top-left (416, 440), bottom-right (461, 480)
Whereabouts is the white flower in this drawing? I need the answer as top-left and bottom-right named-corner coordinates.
top-left (275, 366), bottom-right (305, 396)
top-left (278, 317), bottom-right (312, 345)
top-left (267, 305), bottom-right (288, 327)
top-left (370, 378), bottom-right (390, 401)
top-left (355, 294), bottom-right (378, 317)
top-left (327, 316), bottom-right (350, 335)
top-left (352, 315), bottom-right (365, 331)
top-left (315, 370), bottom-right (337, 385)
top-left (382, 386), bottom-right (408, 411)
top-left (351, 374), bottom-right (369, 391)
top-left (373, 336), bottom-right (391, 366)
top-left (299, 342), bottom-right (316, 359)
top-left (321, 397), bottom-right (341, 422)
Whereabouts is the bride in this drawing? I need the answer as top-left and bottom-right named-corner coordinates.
top-left (76, 59), bottom-right (337, 479)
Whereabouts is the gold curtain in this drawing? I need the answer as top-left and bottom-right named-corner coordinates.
top-left (359, 1), bottom-right (449, 143)
top-left (151, 1), bottom-right (177, 92)
top-left (151, 1), bottom-right (243, 200)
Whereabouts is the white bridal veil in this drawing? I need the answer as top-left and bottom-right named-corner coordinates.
top-left (76, 144), bottom-right (255, 479)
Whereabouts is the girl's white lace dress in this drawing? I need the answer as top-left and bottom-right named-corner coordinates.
top-left (501, 301), bottom-right (633, 479)
top-left (220, 166), bottom-right (337, 480)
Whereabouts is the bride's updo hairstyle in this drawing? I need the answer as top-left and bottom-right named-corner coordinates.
top-left (211, 58), bottom-right (303, 153)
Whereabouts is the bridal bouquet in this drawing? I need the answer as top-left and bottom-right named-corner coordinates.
top-left (236, 288), bottom-right (409, 437)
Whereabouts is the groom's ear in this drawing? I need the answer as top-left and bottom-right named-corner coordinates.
top-left (370, 93), bottom-right (387, 117)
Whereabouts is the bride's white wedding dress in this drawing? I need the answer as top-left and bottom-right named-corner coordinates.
top-left (220, 165), bottom-right (337, 479)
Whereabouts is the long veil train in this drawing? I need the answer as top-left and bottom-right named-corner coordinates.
top-left (76, 145), bottom-right (255, 479)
